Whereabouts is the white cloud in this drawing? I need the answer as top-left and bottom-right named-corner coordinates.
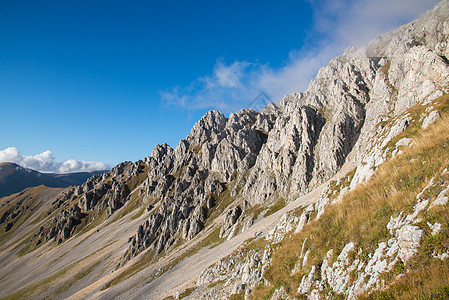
top-left (161, 0), bottom-right (438, 114)
top-left (0, 147), bottom-right (110, 173)
top-left (212, 60), bottom-right (249, 88)
top-left (57, 159), bottom-right (109, 174)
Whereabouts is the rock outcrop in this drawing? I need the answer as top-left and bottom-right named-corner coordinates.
top-left (37, 160), bottom-right (146, 244)
top-left (123, 109), bottom-right (276, 260)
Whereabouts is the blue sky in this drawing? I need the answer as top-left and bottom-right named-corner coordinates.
top-left (0, 0), bottom-right (439, 172)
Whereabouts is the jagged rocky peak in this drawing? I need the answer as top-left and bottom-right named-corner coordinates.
top-left (186, 110), bottom-right (227, 145)
top-left (150, 143), bottom-right (173, 161)
top-left (236, 53), bottom-right (377, 205)
top-left (305, 46), bottom-right (377, 109)
top-left (171, 107), bottom-right (278, 183)
top-left (345, 0), bottom-right (449, 169)
top-left (188, 5), bottom-right (449, 294)
top-left (123, 1), bottom-right (449, 261)
top-left (122, 107), bottom-right (283, 261)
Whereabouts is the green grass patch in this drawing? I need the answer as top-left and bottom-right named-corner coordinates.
top-left (131, 207), bottom-right (146, 220)
top-left (111, 195), bottom-right (142, 223)
top-left (74, 260), bottom-right (102, 280)
top-left (188, 144), bottom-right (202, 154)
top-left (384, 93), bottom-right (449, 152)
top-left (251, 284), bottom-right (275, 300)
top-left (126, 165), bottom-right (150, 192)
top-left (208, 279), bottom-right (226, 289)
top-left (29, 208), bottom-right (52, 226)
top-left (16, 237), bottom-right (44, 257)
top-left (104, 225), bottom-right (225, 291)
top-left (206, 187), bottom-right (233, 222)
top-left (76, 209), bottom-right (108, 236)
top-left (242, 236), bottom-right (268, 252)
top-left (198, 226), bottom-right (224, 249)
top-left (229, 291), bottom-right (245, 300)
top-left (0, 186), bottom-right (47, 249)
top-left (264, 198), bottom-right (286, 217)
top-left (178, 287), bottom-right (196, 298)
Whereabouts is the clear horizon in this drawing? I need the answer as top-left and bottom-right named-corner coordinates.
top-left (0, 0), bottom-right (439, 173)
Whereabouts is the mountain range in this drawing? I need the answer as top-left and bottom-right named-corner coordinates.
top-left (0, 162), bottom-right (107, 198)
top-left (1, 1), bottom-right (449, 299)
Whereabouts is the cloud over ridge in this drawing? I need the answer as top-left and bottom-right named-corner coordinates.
top-left (0, 147), bottom-right (110, 173)
top-left (161, 0), bottom-right (439, 114)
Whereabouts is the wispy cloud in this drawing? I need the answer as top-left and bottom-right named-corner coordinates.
top-left (160, 52), bottom-right (332, 114)
top-left (0, 147), bottom-right (110, 173)
top-left (161, 0), bottom-right (438, 114)
top-left (160, 60), bottom-right (262, 113)
top-left (310, 0), bottom-right (439, 47)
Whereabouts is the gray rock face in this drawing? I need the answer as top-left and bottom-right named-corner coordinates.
top-left (422, 110), bottom-right (441, 128)
top-left (220, 206), bottom-right (242, 238)
top-left (195, 246), bottom-right (271, 299)
top-left (45, 204), bottom-right (85, 244)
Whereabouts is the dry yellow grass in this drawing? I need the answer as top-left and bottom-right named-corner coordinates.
top-left (254, 96), bottom-right (449, 299)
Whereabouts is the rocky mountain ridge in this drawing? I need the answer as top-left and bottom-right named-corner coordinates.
top-left (0, 1), bottom-right (448, 299)
top-left (124, 0), bottom-right (449, 265)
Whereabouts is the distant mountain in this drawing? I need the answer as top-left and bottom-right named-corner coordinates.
top-left (0, 162), bottom-right (107, 198)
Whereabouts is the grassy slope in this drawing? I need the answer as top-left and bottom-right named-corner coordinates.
top-left (0, 164), bottom-right (153, 299)
top-left (0, 185), bottom-right (62, 250)
top-left (252, 95), bottom-right (449, 299)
